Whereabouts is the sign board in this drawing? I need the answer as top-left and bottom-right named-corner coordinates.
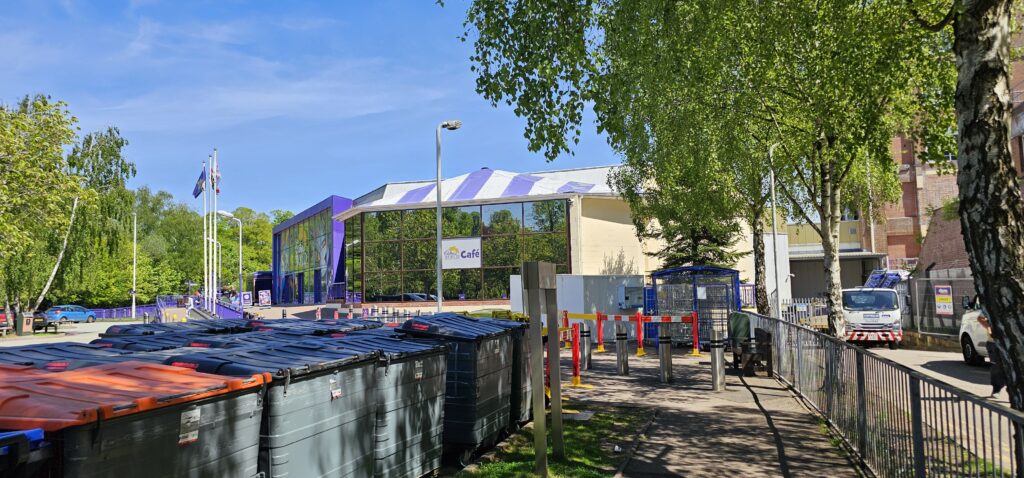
top-left (934, 285), bottom-right (954, 316)
top-left (257, 290), bottom-right (271, 307)
top-left (241, 291), bottom-right (253, 305)
top-left (441, 237), bottom-right (482, 270)
top-left (696, 286), bottom-right (707, 300)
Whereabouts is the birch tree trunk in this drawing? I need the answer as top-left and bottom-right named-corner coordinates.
top-left (31, 196), bottom-right (78, 312)
top-left (821, 172), bottom-right (846, 338)
top-left (751, 206), bottom-right (771, 316)
top-left (953, 0), bottom-right (1024, 425)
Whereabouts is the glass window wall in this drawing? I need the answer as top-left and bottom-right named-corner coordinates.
top-left (353, 199), bottom-right (569, 302)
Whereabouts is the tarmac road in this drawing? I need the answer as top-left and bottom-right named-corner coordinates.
top-left (0, 320), bottom-right (145, 347)
top-left (872, 347), bottom-right (1011, 406)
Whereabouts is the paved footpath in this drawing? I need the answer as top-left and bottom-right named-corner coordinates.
top-left (562, 344), bottom-right (862, 477)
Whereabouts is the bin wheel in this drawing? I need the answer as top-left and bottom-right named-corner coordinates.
top-left (458, 449), bottom-right (475, 467)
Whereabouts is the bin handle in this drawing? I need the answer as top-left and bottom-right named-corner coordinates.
top-left (0, 433), bottom-right (30, 466)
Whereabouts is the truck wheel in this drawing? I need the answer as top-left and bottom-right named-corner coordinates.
top-left (962, 335), bottom-right (985, 366)
top-left (888, 341), bottom-right (899, 350)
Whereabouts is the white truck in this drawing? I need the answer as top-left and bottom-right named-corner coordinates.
top-left (841, 287), bottom-right (903, 349)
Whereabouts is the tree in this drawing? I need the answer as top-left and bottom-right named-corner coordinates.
top-left (462, 0), bottom-right (949, 334)
top-left (35, 126), bottom-right (135, 311)
top-left (0, 96), bottom-right (79, 318)
top-left (908, 0), bottom-right (1024, 421)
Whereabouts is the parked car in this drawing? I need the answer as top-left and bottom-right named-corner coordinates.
top-left (42, 305), bottom-right (95, 324)
top-left (841, 288), bottom-right (903, 349)
top-left (959, 295), bottom-right (990, 366)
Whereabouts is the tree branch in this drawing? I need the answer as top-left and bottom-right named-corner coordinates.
top-left (907, 0), bottom-right (957, 32)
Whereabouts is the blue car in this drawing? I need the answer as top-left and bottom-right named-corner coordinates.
top-left (43, 305), bottom-right (96, 324)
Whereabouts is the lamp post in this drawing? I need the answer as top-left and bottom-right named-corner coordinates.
top-left (435, 120), bottom-right (462, 313)
top-left (132, 210), bottom-right (137, 319)
top-left (218, 210), bottom-right (244, 318)
top-left (768, 143), bottom-right (782, 320)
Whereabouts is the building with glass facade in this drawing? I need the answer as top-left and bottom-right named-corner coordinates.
top-left (271, 196), bottom-right (351, 304)
top-left (272, 166), bottom-right (671, 305)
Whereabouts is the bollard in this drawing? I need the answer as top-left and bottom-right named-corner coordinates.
top-left (142, 312), bottom-right (149, 324)
top-left (282, 308), bottom-right (287, 318)
top-left (595, 313), bottom-right (606, 353)
top-left (347, 305), bottom-right (353, 319)
top-left (334, 309), bottom-right (339, 320)
top-left (659, 323), bottom-right (673, 383)
top-left (316, 307), bottom-right (322, 320)
top-left (562, 311), bottom-right (571, 349)
top-left (689, 312), bottom-right (701, 356)
top-left (711, 329), bottom-right (726, 391)
top-left (570, 323), bottom-right (582, 386)
top-left (581, 323), bottom-right (592, 370)
top-left (615, 323), bottom-right (629, 376)
top-left (635, 312), bottom-right (647, 357)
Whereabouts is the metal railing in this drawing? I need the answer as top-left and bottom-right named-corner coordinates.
top-left (90, 304), bottom-right (160, 320)
top-left (747, 312), bottom-right (1023, 477)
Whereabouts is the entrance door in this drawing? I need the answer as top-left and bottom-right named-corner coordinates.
top-left (296, 273), bottom-right (305, 304)
top-left (313, 269), bottom-right (322, 304)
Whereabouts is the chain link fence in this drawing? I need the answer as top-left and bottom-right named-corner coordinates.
top-left (910, 277), bottom-right (977, 336)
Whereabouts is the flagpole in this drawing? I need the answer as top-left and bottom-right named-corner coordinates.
top-left (213, 148), bottom-right (219, 311)
top-left (203, 158), bottom-right (210, 311)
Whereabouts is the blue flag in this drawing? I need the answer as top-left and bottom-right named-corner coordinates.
top-left (192, 168), bottom-right (206, 198)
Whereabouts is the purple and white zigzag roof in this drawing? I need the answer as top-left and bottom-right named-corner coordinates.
top-left (362, 166), bottom-right (615, 206)
top-left (337, 165), bottom-right (616, 220)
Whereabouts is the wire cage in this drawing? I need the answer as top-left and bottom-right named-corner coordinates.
top-left (650, 266), bottom-right (741, 349)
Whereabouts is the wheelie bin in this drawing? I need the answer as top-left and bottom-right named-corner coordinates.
top-left (332, 335), bottom-right (447, 478)
top-left (0, 361), bottom-right (266, 477)
top-left (163, 342), bottom-right (380, 478)
top-left (397, 313), bottom-right (513, 464)
top-left (474, 318), bottom-right (531, 428)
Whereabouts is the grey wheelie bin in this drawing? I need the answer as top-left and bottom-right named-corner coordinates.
top-left (474, 318), bottom-right (531, 428)
top-left (397, 313), bottom-right (513, 464)
top-left (0, 360), bottom-right (266, 478)
top-left (331, 335), bottom-right (447, 478)
top-left (0, 342), bottom-right (137, 370)
top-left (164, 342), bottom-right (380, 478)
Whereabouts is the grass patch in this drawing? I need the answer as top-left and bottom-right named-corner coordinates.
top-left (458, 401), bottom-right (652, 478)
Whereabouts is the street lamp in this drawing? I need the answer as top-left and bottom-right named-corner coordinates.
top-left (768, 143), bottom-right (782, 320)
top-left (132, 210), bottom-right (137, 319)
top-left (435, 120), bottom-right (462, 313)
top-left (218, 210), bottom-right (244, 318)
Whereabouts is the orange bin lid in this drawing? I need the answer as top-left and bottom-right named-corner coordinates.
top-left (0, 361), bottom-right (269, 432)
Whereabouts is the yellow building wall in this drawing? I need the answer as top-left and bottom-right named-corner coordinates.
top-left (787, 220), bottom-right (865, 246)
top-left (577, 197), bottom-right (664, 275)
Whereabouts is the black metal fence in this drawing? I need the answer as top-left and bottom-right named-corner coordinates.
top-left (747, 312), bottom-right (1024, 477)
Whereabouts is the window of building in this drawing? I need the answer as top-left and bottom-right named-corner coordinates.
top-left (356, 199), bottom-right (569, 302)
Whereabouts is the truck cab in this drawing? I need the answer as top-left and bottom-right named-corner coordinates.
top-left (841, 287), bottom-right (903, 349)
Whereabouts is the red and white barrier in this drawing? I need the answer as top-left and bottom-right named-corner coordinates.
top-left (847, 330), bottom-right (903, 342)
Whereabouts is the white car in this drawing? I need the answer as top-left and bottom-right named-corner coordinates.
top-left (959, 296), bottom-right (990, 365)
top-left (841, 288), bottom-right (903, 349)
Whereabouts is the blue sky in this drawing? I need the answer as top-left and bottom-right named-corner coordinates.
top-left (1, 1), bottom-right (616, 213)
